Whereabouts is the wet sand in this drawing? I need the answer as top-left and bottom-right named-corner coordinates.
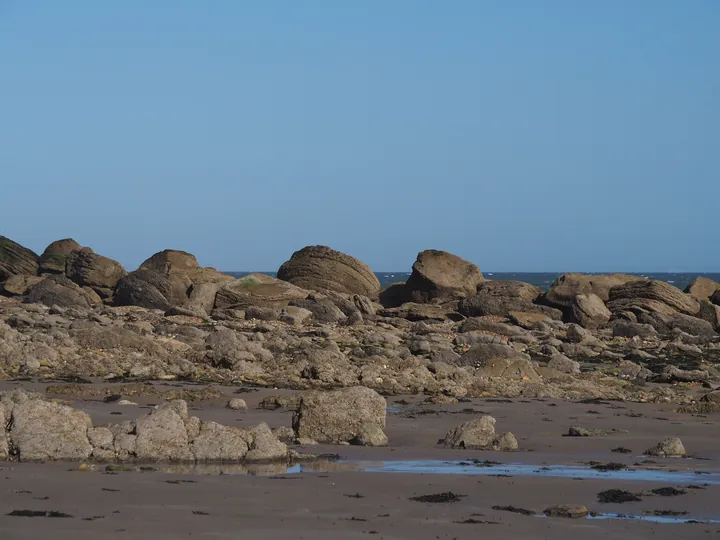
top-left (1, 381), bottom-right (718, 539)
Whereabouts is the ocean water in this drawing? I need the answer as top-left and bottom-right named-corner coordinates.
top-left (226, 271), bottom-right (720, 292)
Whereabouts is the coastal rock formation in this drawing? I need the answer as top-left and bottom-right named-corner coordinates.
top-left (0, 392), bottom-right (287, 462)
top-left (608, 280), bottom-right (700, 316)
top-left (541, 273), bottom-right (642, 309)
top-left (441, 415), bottom-right (518, 451)
top-left (278, 245), bottom-right (380, 297)
top-left (457, 344), bottom-right (539, 380)
top-left (402, 250), bottom-right (484, 304)
top-left (459, 285), bottom-right (562, 320)
top-left (0, 236), bottom-right (39, 281)
top-left (38, 239), bottom-right (82, 275)
top-left (114, 270), bottom-right (173, 310)
top-left (569, 293), bottom-right (611, 329)
top-left (292, 387), bottom-right (387, 446)
top-left (684, 277), bottom-right (720, 300)
top-left (215, 273), bottom-right (308, 310)
top-left (645, 437), bottom-right (686, 457)
top-left (65, 250), bottom-right (126, 298)
top-left (1, 274), bottom-right (43, 296)
top-left (25, 274), bottom-right (97, 308)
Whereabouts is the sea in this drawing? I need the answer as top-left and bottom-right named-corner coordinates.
top-left (226, 272), bottom-right (720, 292)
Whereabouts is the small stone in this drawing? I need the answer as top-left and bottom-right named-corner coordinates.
top-left (226, 398), bottom-right (247, 411)
top-left (492, 432), bottom-right (518, 451)
top-left (543, 504), bottom-right (589, 518)
top-left (645, 437), bottom-right (686, 457)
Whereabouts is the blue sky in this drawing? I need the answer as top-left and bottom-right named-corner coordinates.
top-left (1, 1), bottom-right (718, 272)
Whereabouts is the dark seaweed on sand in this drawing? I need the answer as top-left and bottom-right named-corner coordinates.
top-left (597, 489), bottom-right (642, 503)
top-left (409, 492), bottom-right (466, 503)
top-left (491, 505), bottom-right (535, 516)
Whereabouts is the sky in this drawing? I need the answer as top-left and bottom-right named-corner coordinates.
top-left (1, 1), bottom-right (718, 273)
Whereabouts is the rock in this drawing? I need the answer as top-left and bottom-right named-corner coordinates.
top-left (566, 323), bottom-right (593, 343)
top-left (713, 290), bottom-right (720, 307)
top-left (569, 293), bottom-right (611, 329)
top-left (441, 415), bottom-right (496, 449)
top-left (292, 387), bottom-right (387, 445)
top-left (245, 423), bottom-right (288, 461)
top-left (547, 353), bottom-right (581, 374)
top-left (662, 365), bottom-right (709, 383)
top-left (183, 281), bottom-right (223, 315)
top-left (25, 275), bottom-right (95, 308)
top-left (543, 505), bottom-right (589, 518)
top-left (608, 280), bottom-right (700, 316)
top-left (459, 293), bottom-right (562, 320)
top-left (226, 398), bottom-right (247, 410)
top-left (542, 273), bottom-right (643, 309)
top-left (38, 239), bottom-right (82, 275)
top-left (113, 270), bottom-right (172, 310)
top-left (214, 273), bottom-right (308, 310)
top-left (139, 249), bottom-right (199, 275)
top-left (288, 295), bottom-right (347, 323)
top-left (457, 344), bottom-right (539, 380)
top-left (279, 306), bottom-right (314, 326)
top-left (277, 245), bottom-right (380, 297)
top-left (245, 306), bottom-right (278, 321)
top-left (684, 277), bottom-right (720, 300)
top-left (190, 421), bottom-right (249, 461)
top-left (378, 282), bottom-right (411, 308)
top-left (697, 300), bottom-right (720, 330)
top-left (611, 320), bottom-right (658, 339)
top-left (645, 437), bottom-right (686, 457)
top-left (476, 280), bottom-right (542, 301)
top-left (0, 236), bottom-right (39, 281)
top-left (493, 431), bottom-right (518, 451)
top-left (508, 311), bottom-right (553, 329)
top-left (0, 407), bottom-right (8, 459)
top-left (403, 250), bottom-right (484, 303)
top-left (10, 399), bottom-right (93, 461)
top-left (378, 302), bottom-right (462, 322)
top-left (1, 274), bottom-right (43, 296)
top-left (134, 401), bottom-right (194, 461)
top-left (700, 390), bottom-right (720, 405)
top-left (272, 426), bottom-right (296, 444)
top-left (351, 423), bottom-right (388, 447)
top-left (65, 250), bottom-right (126, 296)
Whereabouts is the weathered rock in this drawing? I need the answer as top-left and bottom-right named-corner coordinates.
top-left (543, 505), bottom-right (589, 518)
top-left (547, 353), bottom-right (581, 374)
top-left (277, 245), bottom-right (380, 297)
top-left (569, 293), bottom-right (611, 329)
top-left (645, 437), bottom-right (686, 457)
top-left (378, 282), bottom-right (410, 308)
top-left (38, 239), bottom-right (82, 275)
top-left (684, 277), bottom-right (720, 300)
top-left (457, 344), bottom-right (539, 380)
top-left (278, 306), bottom-right (314, 326)
top-left (134, 401), bottom-right (193, 461)
top-left (0, 406), bottom-right (8, 459)
top-left (508, 311), bottom-right (553, 329)
top-left (542, 273), bottom-right (643, 309)
top-left (190, 421), bottom-right (249, 461)
top-left (227, 398), bottom-right (247, 410)
top-left (713, 289), bottom-right (720, 307)
top-left (403, 250), bottom-right (484, 303)
top-left (183, 281), bottom-right (223, 315)
top-left (662, 365), bottom-right (709, 383)
top-left (25, 275), bottom-right (95, 308)
top-left (476, 280), bottom-right (542, 301)
top-left (214, 273), bottom-right (308, 310)
top-left (288, 295), bottom-right (347, 323)
top-left (351, 423), bottom-right (389, 447)
top-left (113, 270), bottom-right (172, 310)
top-left (292, 387), bottom-right (387, 445)
top-left (459, 293), bottom-right (562, 320)
top-left (698, 300), bottom-right (720, 330)
top-left (245, 423), bottom-right (288, 461)
top-left (493, 431), bottom-right (519, 451)
top-left (611, 320), bottom-right (658, 339)
top-left (441, 415), bottom-right (496, 449)
top-left (608, 280), bottom-right (700, 316)
top-left (65, 250), bottom-right (126, 296)
top-left (378, 302), bottom-right (462, 322)
top-left (10, 400), bottom-right (93, 461)
top-left (140, 249), bottom-right (199, 275)
top-left (0, 236), bottom-right (39, 281)
top-left (1, 274), bottom-right (43, 296)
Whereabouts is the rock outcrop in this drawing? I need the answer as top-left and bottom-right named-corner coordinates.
top-left (457, 344), bottom-right (539, 380)
top-left (441, 415), bottom-right (518, 451)
top-left (685, 277), bottom-right (720, 300)
top-left (402, 250), bottom-right (484, 304)
top-left (608, 280), bottom-right (700, 316)
top-left (215, 273), bottom-right (308, 310)
top-left (65, 250), bottom-right (126, 298)
top-left (25, 275), bottom-right (97, 308)
top-left (568, 293), bottom-right (611, 329)
top-left (278, 245), bottom-right (380, 297)
top-left (292, 387), bottom-right (387, 446)
top-left (0, 236), bottom-right (39, 281)
top-left (542, 273), bottom-right (642, 309)
top-left (38, 239), bottom-right (82, 275)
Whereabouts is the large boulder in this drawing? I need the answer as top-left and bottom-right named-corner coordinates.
top-left (685, 277), bottom-right (719, 300)
top-left (457, 344), bottom-right (539, 379)
top-left (65, 249), bottom-right (126, 297)
top-left (25, 274), bottom-right (96, 308)
top-left (38, 239), bottom-right (82, 275)
top-left (134, 401), bottom-right (194, 461)
top-left (113, 269), bottom-right (173, 310)
top-left (608, 280), bottom-right (700, 316)
top-left (140, 249), bottom-right (199, 275)
top-left (292, 387), bottom-right (387, 446)
top-left (541, 273), bottom-right (643, 309)
top-left (190, 421), bottom-right (249, 461)
top-left (277, 245), bottom-right (380, 297)
top-left (569, 293), bottom-right (611, 329)
top-left (1, 274), bottom-right (43, 296)
top-left (459, 293), bottom-right (562, 320)
top-left (698, 300), bottom-right (720, 330)
top-left (476, 280), bottom-right (542, 301)
top-left (403, 250), bottom-right (484, 303)
top-left (9, 400), bottom-right (93, 461)
top-left (214, 273), bottom-right (308, 310)
top-left (0, 236), bottom-right (38, 281)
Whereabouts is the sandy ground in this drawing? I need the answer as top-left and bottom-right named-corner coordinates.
top-left (1, 380), bottom-right (718, 539)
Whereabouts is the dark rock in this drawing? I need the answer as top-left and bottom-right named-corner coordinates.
top-left (65, 250), bottom-right (126, 297)
top-left (38, 239), bottom-right (82, 275)
top-left (378, 282), bottom-right (410, 308)
top-left (0, 236), bottom-right (39, 281)
top-left (403, 250), bottom-right (484, 303)
top-left (597, 489), bottom-right (642, 503)
top-left (113, 270), bottom-right (172, 310)
top-left (25, 275), bottom-right (95, 308)
top-left (277, 245), bottom-right (380, 297)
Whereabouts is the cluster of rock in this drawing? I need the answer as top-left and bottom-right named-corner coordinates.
top-left (440, 415), bottom-right (518, 451)
top-left (1, 235), bottom-right (719, 402)
top-left (0, 389), bottom-right (287, 462)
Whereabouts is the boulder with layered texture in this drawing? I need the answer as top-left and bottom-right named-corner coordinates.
top-left (684, 277), bottom-right (720, 300)
top-left (0, 236), bottom-right (38, 281)
top-left (38, 239), bottom-right (82, 274)
top-left (292, 387), bottom-right (387, 446)
top-left (459, 292), bottom-right (562, 320)
top-left (113, 270), bottom-right (173, 310)
top-left (278, 245), bottom-right (380, 297)
top-left (65, 249), bottom-right (126, 297)
top-left (25, 274), bottom-right (97, 308)
top-left (569, 293), bottom-right (611, 329)
top-left (402, 250), bottom-right (484, 303)
top-left (215, 273), bottom-right (309, 310)
top-left (542, 273), bottom-right (643, 309)
top-left (607, 280), bottom-right (700, 316)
